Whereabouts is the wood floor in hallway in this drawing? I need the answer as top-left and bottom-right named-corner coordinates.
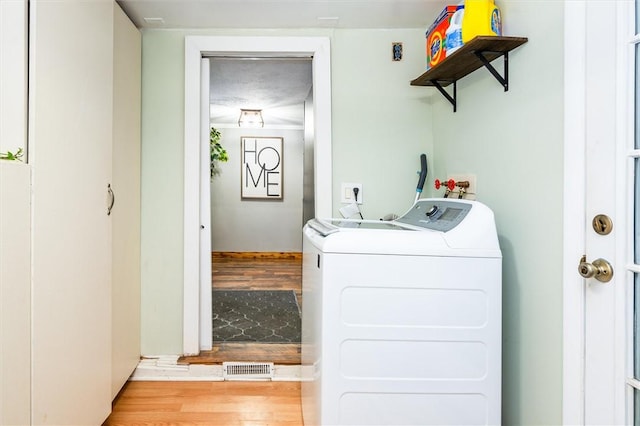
top-left (103, 380), bottom-right (303, 426)
top-left (181, 252), bottom-right (302, 365)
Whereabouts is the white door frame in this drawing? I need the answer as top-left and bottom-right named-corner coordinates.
top-left (562, 1), bottom-right (588, 422)
top-left (183, 36), bottom-right (332, 355)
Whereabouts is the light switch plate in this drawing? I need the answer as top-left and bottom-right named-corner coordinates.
top-left (341, 183), bottom-right (363, 204)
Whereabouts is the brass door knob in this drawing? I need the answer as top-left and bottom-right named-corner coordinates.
top-left (578, 255), bottom-right (614, 283)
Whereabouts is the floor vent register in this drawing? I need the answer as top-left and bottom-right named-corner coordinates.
top-left (222, 362), bottom-right (274, 380)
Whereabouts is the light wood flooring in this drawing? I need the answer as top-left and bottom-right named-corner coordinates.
top-left (104, 253), bottom-right (304, 425)
top-left (180, 252), bottom-right (302, 365)
top-left (103, 380), bottom-right (303, 426)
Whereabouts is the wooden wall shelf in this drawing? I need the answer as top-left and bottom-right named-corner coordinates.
top-left (410, 36), bottom-right (528, 112)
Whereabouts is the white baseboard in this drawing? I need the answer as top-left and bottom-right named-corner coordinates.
top-left (130, 356), bottom-right (301, 382)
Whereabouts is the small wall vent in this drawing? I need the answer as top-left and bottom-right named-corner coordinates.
top-left (222, 362), bottom-right (274, 381)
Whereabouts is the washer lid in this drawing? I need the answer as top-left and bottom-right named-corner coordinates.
top-left (308, 218), bottom-right (416, 236)
top-left (304, 198), bottom-right (501, 255)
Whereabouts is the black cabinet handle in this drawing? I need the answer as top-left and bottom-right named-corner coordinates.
top-left (107, 184), bottom-right (115, 216)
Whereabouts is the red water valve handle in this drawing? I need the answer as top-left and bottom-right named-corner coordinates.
top-left (436, 179), bottom-right (456, 191)
top-left (434, 179), bottom-right (456, 191)
top-left (446, 179), bottom-right (456, 191)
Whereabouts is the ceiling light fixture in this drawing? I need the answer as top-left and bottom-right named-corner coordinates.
top-left (238, 109), bottom-right (264, 128)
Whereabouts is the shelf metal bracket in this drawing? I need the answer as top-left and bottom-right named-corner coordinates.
top-left (431, 80), bottom-right (457, 112)
top-left (474, 50), bottom-right (509, 91)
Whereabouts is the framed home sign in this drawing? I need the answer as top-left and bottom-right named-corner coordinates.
top-left (240, 136), bottom-right (283, 200)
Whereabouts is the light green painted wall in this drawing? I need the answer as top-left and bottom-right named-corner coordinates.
top-left (140, 30), bottom-right (186, 354)
top-left (331, 30), bottom-right (435, 219)
top-left (140, 28), bottom-right (432, 355)
top-left (430, 2), bottom-right (564, 425)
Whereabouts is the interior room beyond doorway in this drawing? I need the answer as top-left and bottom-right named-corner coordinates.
top-left (182, 36), bottom-right (332, 357)
top-left (183, 55), bottom-right (312, 364)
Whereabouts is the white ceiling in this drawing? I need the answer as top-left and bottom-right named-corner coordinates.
top-left (116, 0), bottom-right (439, 128)
top-left (116, 0), bottom-right (440, 30)
top-left (208, 57), bottom-right (312, 128)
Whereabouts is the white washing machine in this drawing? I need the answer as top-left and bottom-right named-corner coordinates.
top-left (301, 198), bottom-right (502, 426)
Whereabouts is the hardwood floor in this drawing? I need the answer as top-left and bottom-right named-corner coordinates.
top-left (103, 380), bottom-right (303, 426)
top-left (104, 253), bottom-right (305, 425)
top-left (210, 252), bottom-right (302, 300)
top-left (180, 252), bottom-right (302, 365)
top-left (180, 343), bottom-right (301, 365)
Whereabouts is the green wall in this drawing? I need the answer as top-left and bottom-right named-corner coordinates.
top-left (140, 4), bottom-right (564, 421)
top-left (430, 2), bottom-right (565, 424)
top-left (331, 30), bottom-right (435, 219)
top-left (140, 30), bottom-right (186, 354)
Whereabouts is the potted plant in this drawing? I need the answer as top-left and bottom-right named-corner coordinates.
top-left (210, 127), bottom-right (228, 178)
top-left (0, 148), bottom-right (24, 161)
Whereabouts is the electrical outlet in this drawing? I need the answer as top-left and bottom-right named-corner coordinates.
top-left (341, 183), bottom-right (363, 204)
top-left (446, 174), bottom-right (477, 200)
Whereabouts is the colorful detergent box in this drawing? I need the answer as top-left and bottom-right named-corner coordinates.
top-left (426, 5), bottom-right (458, 69)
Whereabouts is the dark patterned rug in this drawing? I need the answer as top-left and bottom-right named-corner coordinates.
top-left (212, 290), bottom-right (301, 343)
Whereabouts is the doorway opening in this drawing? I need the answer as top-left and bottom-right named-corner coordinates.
top-left (182, 36), bottom-right (332, 357)
top-left (206, 56), bottom-right (311, 363)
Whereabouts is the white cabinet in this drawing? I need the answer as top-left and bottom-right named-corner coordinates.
top-left (0, 163), bottom-right (32, 426)
top-left (111, 3), bottom-right (142, 400)
top-left (0, 3), bottom-right (30, 424)
top-left (29, 0), bottom-right (140, 423)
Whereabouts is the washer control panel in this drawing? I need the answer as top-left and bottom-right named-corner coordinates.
top-left (396, 199), bottom-right (472, 232)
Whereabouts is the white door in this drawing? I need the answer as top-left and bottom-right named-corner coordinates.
top-left (111, 2), bottom-right (142, 399)
top-left (30, 0), bottom-right (113, 423)
top-left (565, 0), bottom-right (637, 424)
top-left (199, 57), bottom-right (213, 350)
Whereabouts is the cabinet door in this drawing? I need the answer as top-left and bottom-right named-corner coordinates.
top-left (30, 0), bottom-right (113, 423)
top-left (111, 3), bottom-right (141, 399)
top-left (0, 163), bottom-right (31, 426)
